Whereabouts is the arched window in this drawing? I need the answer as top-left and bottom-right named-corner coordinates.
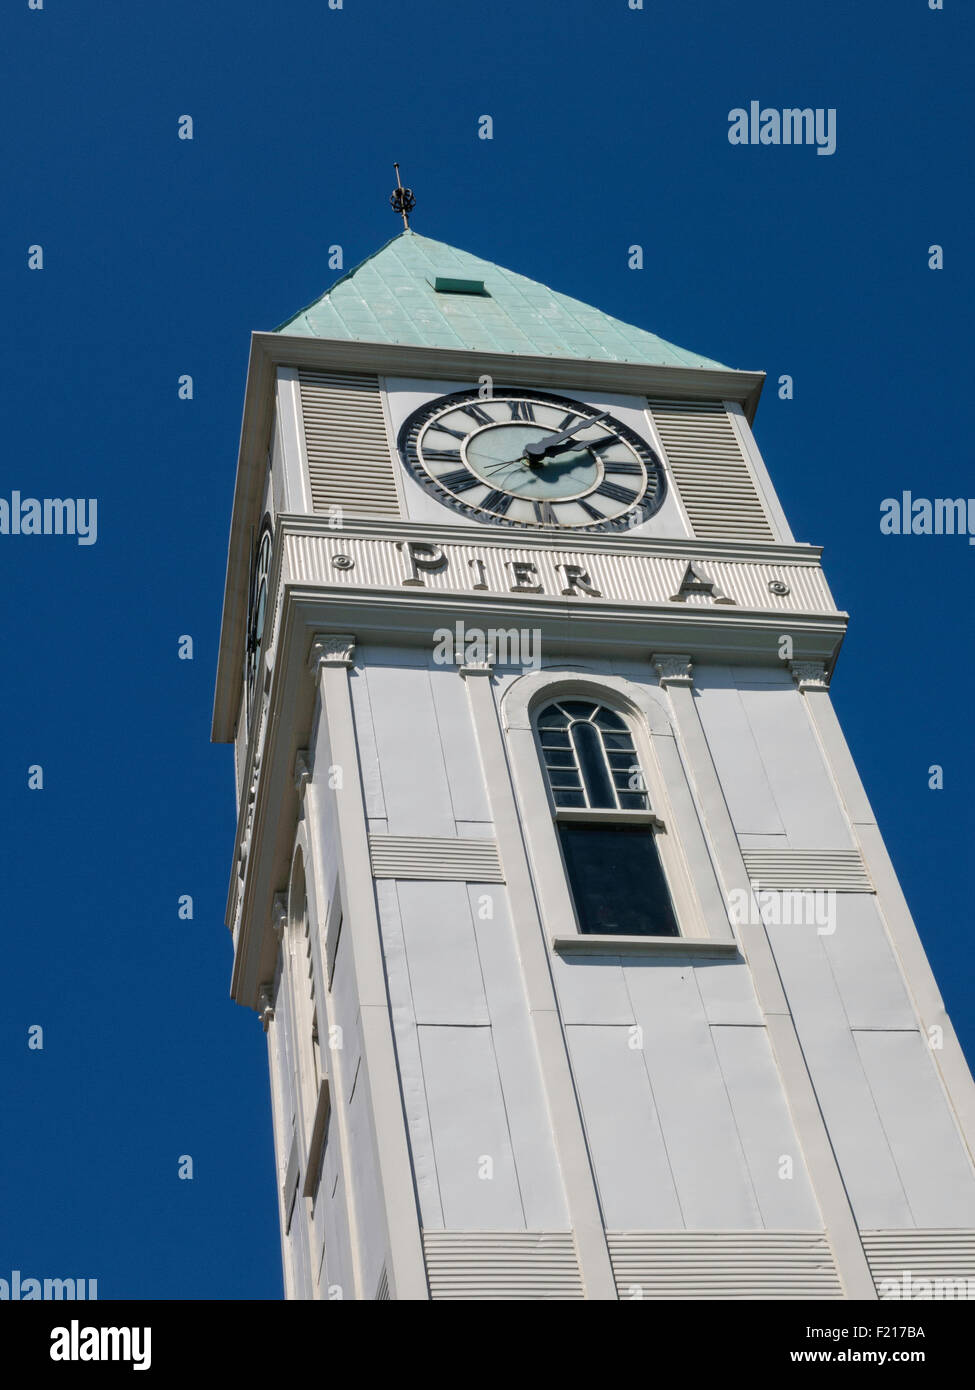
top-left (536, 699), bottom-right (679, 938)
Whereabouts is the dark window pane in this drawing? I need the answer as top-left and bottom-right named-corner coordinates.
top-left (606, 750), bottom-right (638, 768)
top-left (543, 749), bottom-right (576, 767)
top-left (618, 792), bottom-right (649, 810)
top-left (601, 732), bottom-right (635, 750)
top-left (538, 705), bottom-right (568, 728)
top-left (560, 701), bottom-right (598, 721)
top-left (559, 824), bottom-right (679, 937)
top-left (540, 730), bottom-right (571, 748)
top-left (571, 721), bottom-right (616, 808)
top-left (553, 790), bottom-right (586, 808)
top-left (547, 770), bottom-right (582, 788)
top-left (593, 708), bottom-right (626, 730)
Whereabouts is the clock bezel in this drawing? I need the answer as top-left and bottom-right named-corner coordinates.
top-left (397, 386), bottom-right (667, 531)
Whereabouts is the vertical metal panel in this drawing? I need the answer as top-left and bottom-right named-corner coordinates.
top-left (764, 915), bottom-right (914, 1229)
top-left (468, 884), bottom-right (570, 1231)
top-left (854, 1031), bottom-right (975, 1228)
top-left (361, 666), bottom-right (457, 837)
top-left (623, 961), bottom-right (763, 1229)
top-left (736, 685), bottom-right (855, 849)
top-left (395, 880), bottom-right (490, 1025)
top-left (711, 1025), bottom-right (823, 1229)
top-left (565, 1023), bottom-right (683, 1230)
top-left (374, 880), bottom-right (445, 1231)
top-left (694, 676), bottom-right (787, 836)
top-left (821, 897), bottom-right (916, 1030)
top-left (418, 1025), bottom-right (527, 1230)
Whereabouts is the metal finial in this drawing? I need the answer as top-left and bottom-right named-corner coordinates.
top-left (390, 162), bottom-right (415, 230)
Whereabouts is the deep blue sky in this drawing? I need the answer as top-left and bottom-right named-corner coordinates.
top-left (1, 1), bottom-right (970, 1299)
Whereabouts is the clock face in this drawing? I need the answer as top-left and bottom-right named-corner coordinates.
top-left (246, 516), bottom-right (273, 712)
top-left (397, 388), bottom-right (666, 530)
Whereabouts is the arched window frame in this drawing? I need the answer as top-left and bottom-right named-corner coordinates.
top-left (501, 672), bottom-right (732, 947)
top-left (286, 847), bottom-right (320, 1134)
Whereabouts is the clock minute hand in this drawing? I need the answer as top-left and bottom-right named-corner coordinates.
top-left (523, 411), bottom-right (609, 462)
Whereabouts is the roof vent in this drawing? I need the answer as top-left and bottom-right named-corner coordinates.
top-left (432, 275), bottom-right (488, 295)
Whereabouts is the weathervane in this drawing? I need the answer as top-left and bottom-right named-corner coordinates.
top-left (390, 163), bottom-right (415, 230)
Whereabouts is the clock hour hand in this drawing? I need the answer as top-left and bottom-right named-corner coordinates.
top-left (522, 411), bottom-right (609, 462)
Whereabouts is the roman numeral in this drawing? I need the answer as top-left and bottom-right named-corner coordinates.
top-left (424, 448), bottom-right (463, 463)
top-left (596, 480), bottom-right (640, 505)
top-left (462, 403), bottom-right (493, 426)
top-left (481, 490), bottom-right (514, 515)
top-left (437, 469), bottom-right (481, 493)
top-left (578, 499), bottom-right (609, 521)
top-left (602, 459), bottom-right (644, 476)
top-left (532, 500), bottom-right (558, 525)
top-left (432, 422), bottom-right (468, 440)
top-left (558, 412), bottom-right (582, 430)
top-left (509, 399), bottom-right (536, 421)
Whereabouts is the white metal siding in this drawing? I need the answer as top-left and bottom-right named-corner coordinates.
top-left (607, 1231), bottom-right (843, 1299)
top-left (298, 370), bottom-right (401, 517)
top-left (423, 1232), bottom-right (583, 1300)
top-left (648, 400), bottom-right (775, 541)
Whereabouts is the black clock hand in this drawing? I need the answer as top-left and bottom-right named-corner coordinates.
top-left (540, 433), bottom-right (619, 460)
top-left (522, 411), bottom-right (609, 462)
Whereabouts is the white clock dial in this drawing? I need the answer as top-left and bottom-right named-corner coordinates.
top-left (398, 388), bottom-right (666, 530)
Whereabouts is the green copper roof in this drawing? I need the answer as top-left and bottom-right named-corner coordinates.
top-left (274, 231), bottom-right (729, 371)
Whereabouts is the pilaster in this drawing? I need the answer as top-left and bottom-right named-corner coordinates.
top-left (307, 632), bottom-right (428, 1300)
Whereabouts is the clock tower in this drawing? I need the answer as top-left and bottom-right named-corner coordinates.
top-left (212, 230), bottom-right (975, 1300)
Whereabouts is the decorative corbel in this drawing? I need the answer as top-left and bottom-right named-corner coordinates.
top-left (308, 633), bottom-right (356, 675)
top-left (789, 660), bottom-right (830, 692)
top-left (258, 983), bottom-right (275, 1033)
top-left (652, 653), bottom-right (694, 688)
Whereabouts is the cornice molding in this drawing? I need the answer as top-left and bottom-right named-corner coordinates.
top-left (276, 512), bottom-right (824, 565)
top-left (253, 331), bottom-right (766, 416)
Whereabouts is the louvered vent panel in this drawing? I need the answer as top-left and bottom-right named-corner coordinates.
top-left (740, 849), bottom-right (874, 892)
top-left (375, 1267), bottom-right (390, 1301)
top-left (298, 370), bottom-right (401, 517)
top-left (423, 1232), bottom-right (583, 1300)
top-left (648, 400), bottom-right (774, 541)
top-left (863, 1231), bottom-right (975, 1299)
top-left (368, 835), bottom-right (503, 882)
top-left (608, 1231), bottom-right (842, 1299)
